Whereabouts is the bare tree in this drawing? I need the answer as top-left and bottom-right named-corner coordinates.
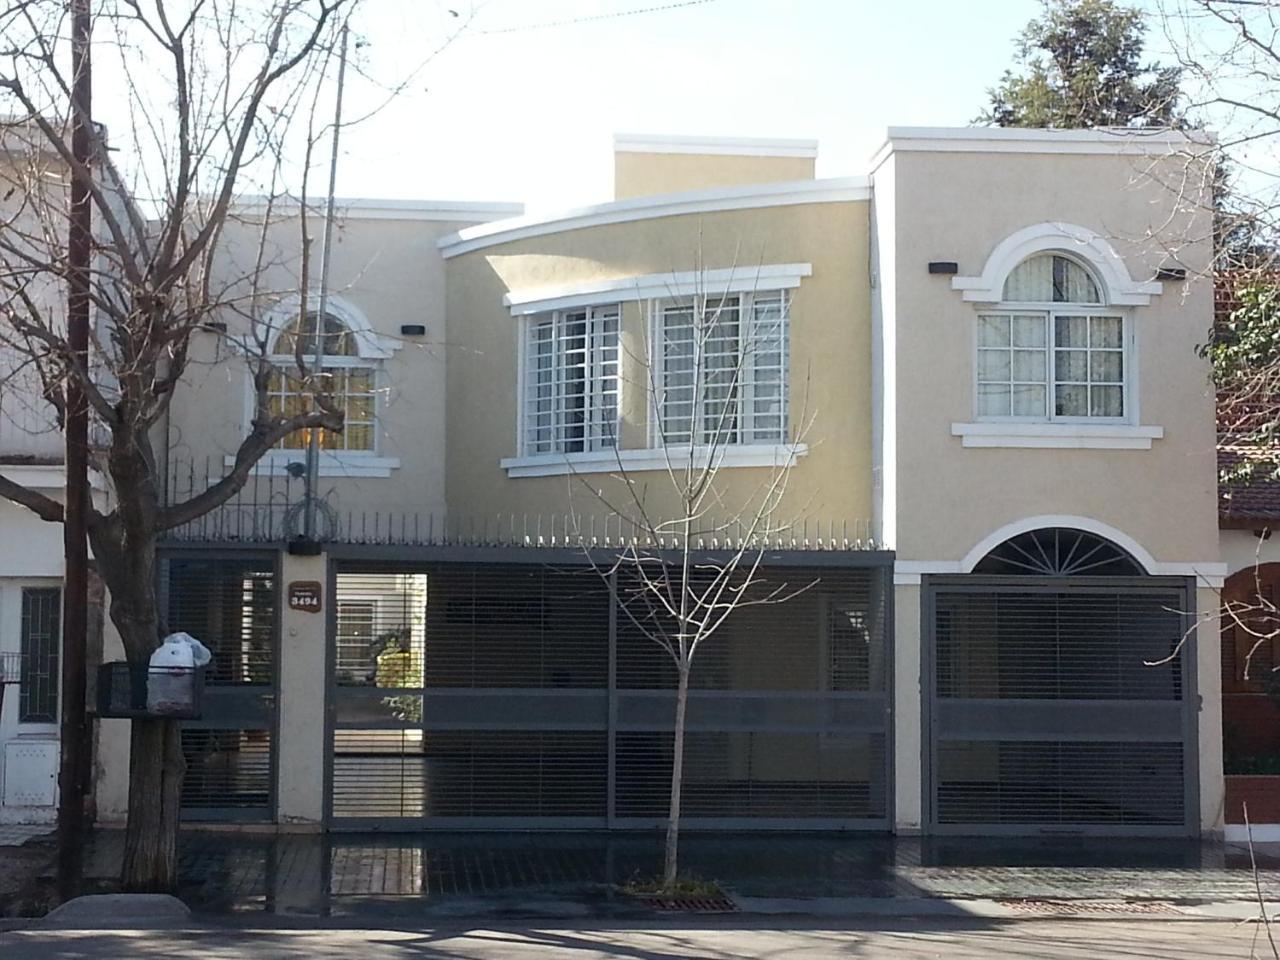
top-left (567, 263), bottom-right (817, 892)
top-left (1158, 1), bottom-right (1280, 268)
top-left (0, 0), bottom-right (364, 891)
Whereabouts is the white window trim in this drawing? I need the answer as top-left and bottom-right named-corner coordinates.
top-left (225, 450), bottom-right (401, 479)
top-left (515, 305), bottom-right (622, 458)
top-left (647, 290), bottom-right (791, 448)
top-left (500, 442), bottom-right (808, 479)
top-left (950, 421), bottom-right (1164, 449)
top-left (971, 304), bottom-right (1136, 425)
top-left (951, 222), bottom-right (1163, 306)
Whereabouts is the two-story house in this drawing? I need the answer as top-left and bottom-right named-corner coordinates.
top-left (3, 127), bottom-right (1226, 840)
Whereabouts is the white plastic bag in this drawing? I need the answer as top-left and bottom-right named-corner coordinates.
top-left (146, 632), bottom-right (209, 715)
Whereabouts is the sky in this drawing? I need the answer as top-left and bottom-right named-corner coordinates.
top-left (324, 0), bottom-right (1049, 212)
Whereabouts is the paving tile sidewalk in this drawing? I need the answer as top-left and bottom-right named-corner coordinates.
top-left (75, 830), bottom-right (1280, 918)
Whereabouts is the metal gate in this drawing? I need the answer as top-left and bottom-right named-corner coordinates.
top-left (326, 554), bottom-right (892, 830)
top-left (924, 567), bottom-right (1198, 836)
top-left (161, 551), bottom-right (278, 821)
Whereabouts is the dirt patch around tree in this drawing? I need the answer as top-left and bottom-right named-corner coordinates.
top-left (0, 835), bottom-right (57, 918)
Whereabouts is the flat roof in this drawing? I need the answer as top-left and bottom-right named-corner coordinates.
top-left (870, 125), bottom-right (1213, 170)
top-left (614, 133), bottom-right (819, 159)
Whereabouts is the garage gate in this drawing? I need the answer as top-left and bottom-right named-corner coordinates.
top-left (924, 528), bottom-right (1199, 836)
top-left (326, 555), bottom-right (893, 830)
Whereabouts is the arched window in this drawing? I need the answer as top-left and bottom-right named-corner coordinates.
top-left (977, 252), bottom-right (1126, 421)
top-left (972, 527), bottom-right (1144, 577)
top-left (1002, 253), bottom-right (1101, 304)
top-left (268, 311), bottom-right (377, 453)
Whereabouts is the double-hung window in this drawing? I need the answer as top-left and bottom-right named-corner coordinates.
top-left (522, 305), bottom-right (620, 455)
top-left (656, 290), bottom-right (789, 445)
top-left (976, 254), bottom-right (1127, 421)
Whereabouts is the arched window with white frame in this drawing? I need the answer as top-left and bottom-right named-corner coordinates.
top-left (976, 252), bottom-right (1127, 421)
top-left (268, 310), bottom-right (378, 453)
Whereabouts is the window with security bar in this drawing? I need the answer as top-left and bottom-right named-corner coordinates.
top-left (522, 305), bottom-right (619, 455)
top-left (19, 587), bottom-right (59, 723)
top-left (656, 290), bottom-right (789, 445)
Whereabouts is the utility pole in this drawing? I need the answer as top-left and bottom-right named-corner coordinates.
top-left (304, 22), bottom-right (349, 542)
top-left (57, 0), bottom-right (92, 902)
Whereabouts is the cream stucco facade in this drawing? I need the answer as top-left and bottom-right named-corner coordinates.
top-left (0, 127), bottom-right (1232, 840)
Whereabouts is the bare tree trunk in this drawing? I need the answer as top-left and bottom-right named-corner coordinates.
top-left (121, 718), bottom-right (183, 891)
top-left (90, 448), bottom-right (181, 891)
top-left (664, 660), bottom-right (690, 892)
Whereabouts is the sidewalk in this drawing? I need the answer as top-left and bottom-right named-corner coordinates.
top-left (72, 829), bottom-right (1280, 920)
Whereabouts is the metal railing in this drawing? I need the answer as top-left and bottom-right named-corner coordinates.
top-left (161, 456), bottom-right (881, 550)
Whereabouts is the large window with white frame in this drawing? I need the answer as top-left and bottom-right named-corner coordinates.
top-left (976, 253), bottom-right (1128, 421)
top-left (268, 311), bottom-right (379, 452)
top-left (654, 290), bottom-right (789, 446)
top-left (522, 305), bottom-right (620, 456)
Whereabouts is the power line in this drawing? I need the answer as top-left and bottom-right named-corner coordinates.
top-left (477, 0), bottom-right (719, 35)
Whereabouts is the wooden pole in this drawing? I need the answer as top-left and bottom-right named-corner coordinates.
top-left (57, 0), bottom-right (92, 902)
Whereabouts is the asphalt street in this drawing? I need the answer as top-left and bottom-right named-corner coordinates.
top-left (0, 917), bottom-right (1271, 959)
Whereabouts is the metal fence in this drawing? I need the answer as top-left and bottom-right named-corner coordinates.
top-left (160, 456), bottom-right (881, 551)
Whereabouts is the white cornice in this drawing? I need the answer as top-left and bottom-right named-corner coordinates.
top-left (869, 125), bottom-right (1212, 172)
top-left (230, 197), bottom-right (524, 223)
top-left (614, 133), bottom-right (818, 159)
top-left (504, 263), bottom-right (812, 316)
top-left (438, 178), bottom-right (870, 259)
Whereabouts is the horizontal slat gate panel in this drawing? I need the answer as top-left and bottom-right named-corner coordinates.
top-left (334, 567), bottom-right (609, 690)
top-left (614, 731), bottom-right (887, 820)
top-left (931, 583), bottom-right (1190, 832)
top-left (935, 740), bottom-right (1185, 826)
top-left (165, 558), bottom-right (276, 686)
top-left (181, 729), bottom-right (272, 809)
top-left (935, 590), bottom-right (1185, 701)
top-left (617, 569), bottom-right (887, 692)
top-left (330, 563), bottom-right (892, 828)
top-left (165, 554), bottom-right (278, 820)
top-left (331, 730), bottom-right (607, 819)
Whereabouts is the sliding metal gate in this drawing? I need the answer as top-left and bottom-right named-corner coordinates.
top-left (326, 555), bottom-right (892, 830)
top-left (924, 575), bottom-right (1198, 836)
top-left (161, 551), bottom-right (279, 821)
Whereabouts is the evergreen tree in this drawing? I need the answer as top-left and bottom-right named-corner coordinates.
top-left (982, 0), bottom-right (1183, 128)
